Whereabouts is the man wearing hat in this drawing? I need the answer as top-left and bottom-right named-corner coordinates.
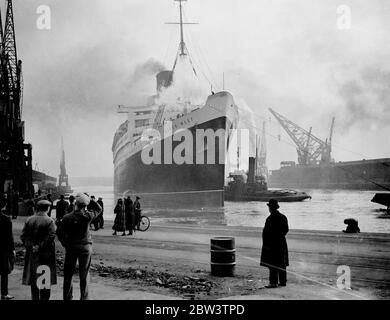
top-left (56, 195), bottom-right (69, 223)
top-left (133, 196), bottom-right (141, 231)
top-left (97, 197), bottom-right (104, 229)
top-left (260, 199), bottom-right (289, 288)
top-left (88, 195), bottom-right (102, 231)
top-left (67, 195), bottom-right (75, 213)
top-left (57, 193), bottom-right (100, 300)
top-left (20, 199), bottom-right (57, 300)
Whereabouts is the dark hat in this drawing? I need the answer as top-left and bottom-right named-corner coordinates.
top-left (267, 199), bottom-right (279, 209)
top-left (136, 196), bottom-right (140, 200)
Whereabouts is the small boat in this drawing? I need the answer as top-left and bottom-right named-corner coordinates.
top-left (225, 187), bottom-right (311, 202)
top-left (371, 193), bottom-right (390, 212)
top-left (224, 157), bottom-right (311, 202)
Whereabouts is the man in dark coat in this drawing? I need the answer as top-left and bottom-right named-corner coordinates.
top-left (88, 196), bottom-right (102, 231)
top-left (68, 195), bottom-right (75, 213)
top-left (97, 197), bottom-right (104, 229)
top-left (133, 196), bottom-right (141, 230)
top-left (124, 196), bottom-right (134, 235)
top-left (260, 199), bottom-right (289, 288)
top-left (56, 195), bottom-right (69, 223)
top-left (0, 206), bottom-right (15, 300)
top-left (57, 193), bottom-right (100, 300)
top-left (25, 199), bottom-right (35, 216)
top-left (46, 194), bottom-right (53, 217)
top-left (343, 218), bottom-right (360, 233)
top-left (20, 200), bottom-right (57, 300)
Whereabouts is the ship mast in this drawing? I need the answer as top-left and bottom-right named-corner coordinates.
top-left (178, 0), bottom-right (185, 56)
top-left (166, 0), bottom-right (198, 57)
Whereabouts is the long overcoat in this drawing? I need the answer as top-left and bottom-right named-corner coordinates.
top-left (124, 199), bottom-right (134, 230)
top-left (0, 213), bottom-right (15, 275)
top-left (20, 212), bottom-right (57, 286)
top-left (260, 210), bottom-right (289, 268)
top-left (113, 203), bottom-right (125, 232)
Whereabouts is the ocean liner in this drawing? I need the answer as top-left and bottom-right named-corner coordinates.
top-left (112, 0), bottom-right (239, 208)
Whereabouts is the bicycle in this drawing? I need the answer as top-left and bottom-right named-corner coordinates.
top-left (135, 212), bottom-right (150, 232)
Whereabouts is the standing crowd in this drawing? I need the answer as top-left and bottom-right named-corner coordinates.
top-left (112, 196), bottom-right (141, 236)
top-left (0, 191), bottom-right (291, 300)
top-left (0, 192), bottom-right (106, 300)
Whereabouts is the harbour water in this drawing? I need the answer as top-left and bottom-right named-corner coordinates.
top-left (73, 185), bottom-right (390, 233)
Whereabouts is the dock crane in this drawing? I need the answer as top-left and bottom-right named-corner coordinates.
top-left (0, 0), bottom-right (32, 196)
top-left (269, 108), bottom-right (335, 166)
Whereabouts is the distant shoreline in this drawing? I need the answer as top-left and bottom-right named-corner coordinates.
top-left (69, 177), bottom-right (113, 187)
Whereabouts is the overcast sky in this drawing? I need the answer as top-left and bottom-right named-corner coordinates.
top-left (7, 0), bottom-right (390, 177)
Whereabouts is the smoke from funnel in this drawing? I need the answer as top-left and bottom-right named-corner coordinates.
top-left (125, 58), bottom-right (166, 105)
top-left (157, 56), bottom-right (209, 107)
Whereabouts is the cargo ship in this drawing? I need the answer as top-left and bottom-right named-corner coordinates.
top-left (112, 0), bottom-right (239, 208)
top-left (267, 109), bottom-right (390, 191)
top-left (269, 158), bottom-right (390, 191)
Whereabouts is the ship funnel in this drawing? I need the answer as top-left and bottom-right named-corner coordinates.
top-left (156, 70), bottom-right (173, 92)
top-left (248, 157), bottom-right (256, 184)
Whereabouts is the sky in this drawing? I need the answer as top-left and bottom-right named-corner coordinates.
top-left (6, 0), bottom-right (390, 177)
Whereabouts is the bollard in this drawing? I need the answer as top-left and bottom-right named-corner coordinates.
top-left (210, 237), bottom-right (236, 277)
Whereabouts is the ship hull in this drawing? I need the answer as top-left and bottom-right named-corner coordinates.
top-left (269, 158), bottom-right (390, 191)
top-left (114, 116), bottom-right (229, 208)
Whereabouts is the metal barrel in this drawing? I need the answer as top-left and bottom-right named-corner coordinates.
top-left (210, 237), bottom-right (236, 277)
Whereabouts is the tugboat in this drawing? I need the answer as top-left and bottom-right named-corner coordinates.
top-left (224, 157), bottom-right (311, 202)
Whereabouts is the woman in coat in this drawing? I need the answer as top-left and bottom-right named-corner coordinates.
top-left (21, 199), bottom-right (57, 300)
top-left (260, 199), bottom-right (289, 288)
top-left (112, 198), bottom-right (126, 236)
top-left (124, 197), bottom-right (135, 235)
top-left (0, 206), bottom-right (15, 300)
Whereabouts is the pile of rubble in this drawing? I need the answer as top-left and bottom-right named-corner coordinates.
top-left (92, 263), bottom-right (216, 296)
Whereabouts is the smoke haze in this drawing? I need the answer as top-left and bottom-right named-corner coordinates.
top-left (8, 0), bottom-right (390, 177)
